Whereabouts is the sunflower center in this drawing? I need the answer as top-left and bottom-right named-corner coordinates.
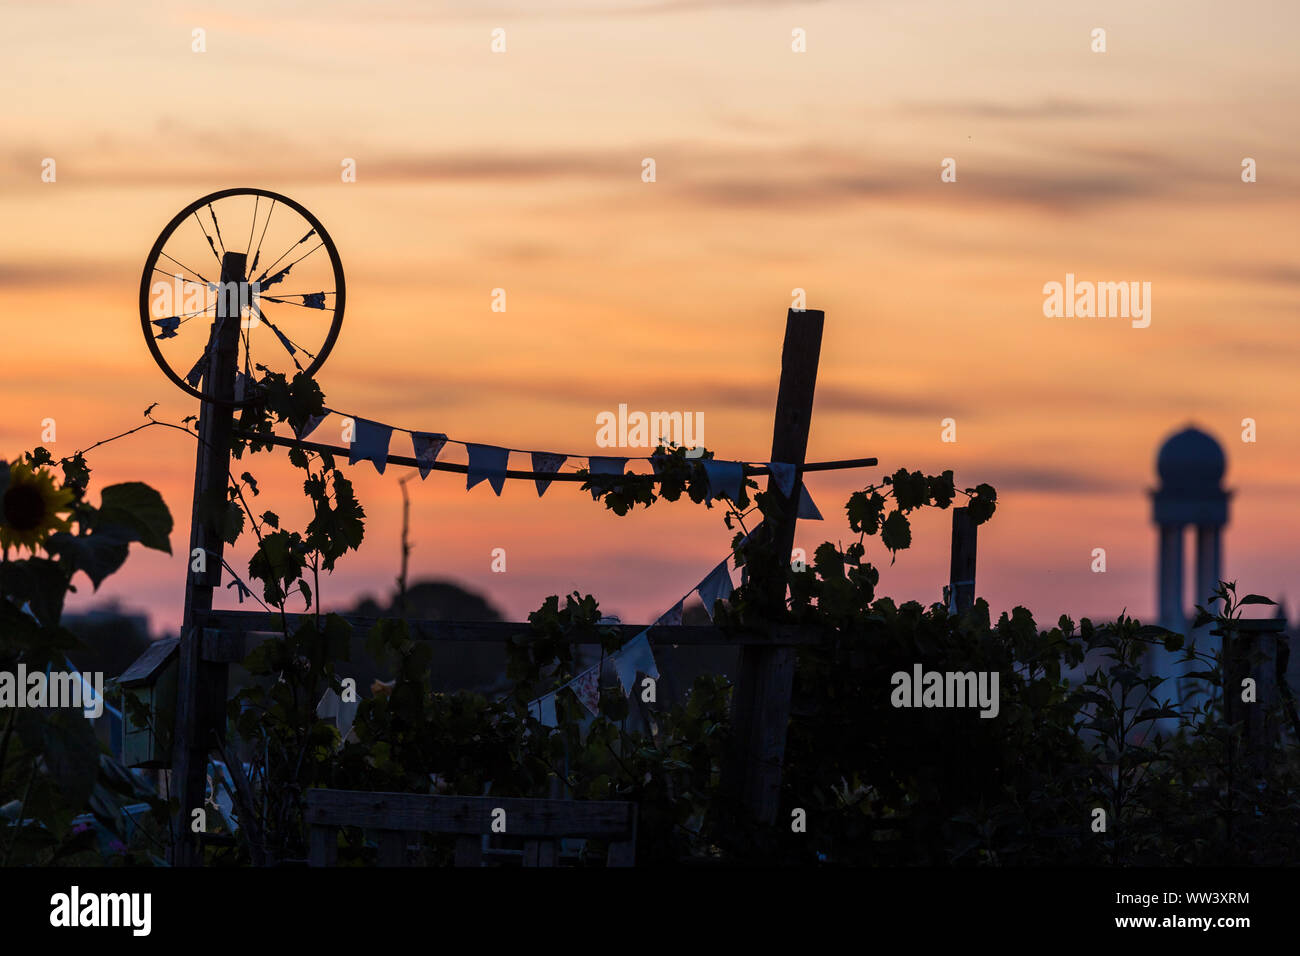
top-left (3, 484), bottom-right (47, 531)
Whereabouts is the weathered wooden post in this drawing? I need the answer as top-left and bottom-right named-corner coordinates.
top-left (1218, 617), bottom-right (1286, 776)
top-left (729, 308), bottom-right (822, 827)
top-left (170, 250), bottom-right (243, 865)
top-left (948, 507), bottom-right (977, 613)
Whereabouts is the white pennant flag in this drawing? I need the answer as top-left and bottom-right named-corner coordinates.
top-left (798, 485), bottom-right (823, 520)
top-left (588, 456), bottom-right (627, 500)
top-left (294, 413), bottom-right (328, 441)
top-left (697, 560), bottom-right (734, 620)
top-left (569, 665), bottom-right (601, 716)
top-left (411, 432), bottom-right (448, 479)
top-left (466, 443), bottom-right (510, 495)
top-left (536, 693), bottom-right (558, 728)
top-left (654, 601), bottom-right (683, 627)
top-left (767, 462), bottom-right (796, 499)
top-left (703, 459), bottom-right (745, 504)
top-left (349, 418), bottom-right (394, 475)
top-left (531, 452), bottom-right (566, 497)
top-left (612, 631), bottom-right (659, 695)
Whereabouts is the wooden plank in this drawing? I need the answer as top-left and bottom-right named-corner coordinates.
top-left (309, 825), bottom-right (338, 866)
top-left (730, 308), bottom-right (824, 827)
top-left (168, 625), bottom-right (205, 866)
top-left (377, 830), bottom-right (407, 866)
top-left (605, 804), bottom-right (637, 866)
top-left (304, 790), bottom-right (636, 838)
top-left (198, 613), bottom-right (817, 663)
top-left (454, 835), bottom-right (484, 867)
top-left (523, 839), bottom-right (557, 867)
top-left (948, 507), bottom-right (977, 613)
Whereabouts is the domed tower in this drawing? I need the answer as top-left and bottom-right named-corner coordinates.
top-left (1150, 427), bottom-right (1230, 684)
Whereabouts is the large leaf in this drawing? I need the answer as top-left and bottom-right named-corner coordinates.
top-left (46, 526), bottom-right (132, 590)
top-left (97, 482), bottom-right (173, 554)
top-left (880, 511), bottom-right (912, 554)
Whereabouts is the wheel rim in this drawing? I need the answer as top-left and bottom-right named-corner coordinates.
top-left (139, 188), bottom-right (346, 407)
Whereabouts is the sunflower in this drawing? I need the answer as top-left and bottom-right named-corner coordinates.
top-left (0, 460), bottom-right (75, 552)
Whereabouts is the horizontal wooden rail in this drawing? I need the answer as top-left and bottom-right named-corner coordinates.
top-left (235, 431), bottom-right (876, 482)
top-left (305, 790), bottom-right (634, 837)
top-left (198, 611), bottom-right (819, 662)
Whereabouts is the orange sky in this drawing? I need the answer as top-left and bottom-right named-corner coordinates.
top-left (3, 0), bottom-right (1298, 636)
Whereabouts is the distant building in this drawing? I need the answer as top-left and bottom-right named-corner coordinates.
top-left (1147, 426), bottom-right (1230, 699)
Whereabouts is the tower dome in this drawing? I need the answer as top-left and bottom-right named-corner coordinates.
top-left (1156, 426), bottom-right (1225, 496)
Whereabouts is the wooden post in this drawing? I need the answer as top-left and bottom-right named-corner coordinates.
top-left (948, 507), bottom-right (977, 614)
top-left (170, 251), bottom-right (244, 865)
top-left (730, 308), bottom-right (823, 826)
top-left (1220, 618), bottom-right (1286, 776)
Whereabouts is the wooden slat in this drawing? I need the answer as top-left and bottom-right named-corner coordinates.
top-left (523, 839), bottom-right (557, 867)
top-left (305, 790), bottom-right (635, 838)
top-left (309, 825), bottom-right (338, 866)
top-left (377, 830), bottom-right (407, 866)
top-left (199, 613), bottom-right (817, 663)
top-left (454, 835), bottom-right (484, 867)
top-left (605, 840), bottom-right (635, 867)
top-left (606, 804), bottom-right (637, 866)
top-left (948, 507), bottom-right (977, 613)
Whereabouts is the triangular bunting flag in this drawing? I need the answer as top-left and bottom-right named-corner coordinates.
top-left (411, 431), bottom-right (448, 479)
top-left (702, 459), bottom-right (745, 504)
top-left (588, 456), bottom-right (627, 500)
top-left (569, 665), bottom-right (601, 716)
top-left (293, 413), bottom-right (327, 441)
top-left (466, 443), bottom-right (510, 495)
top-left (697, 560), bottom-right (734, 620)
top-left (654, 601), bottom-right (683, 627)
top-left (537, 693), bottom-right (558, 728)
top-left (531, 452), bottom-right (566, 497)
top-left (798, 485), bottom-right (823, 520)
top-left (767, 462), bottom-right (796, 499)
top-left (349, 418), bottom-right (394, 475)
top-left (612, 631), bottom-right (660, 695)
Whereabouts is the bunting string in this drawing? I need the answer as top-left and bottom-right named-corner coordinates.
top-left (281, 405), bottom-right (832, 514)
top-left (524, 532), bottom-right (751, 727)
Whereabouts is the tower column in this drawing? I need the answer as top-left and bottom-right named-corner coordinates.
top-left (1158, 523), bottom-right (1185, 631)
top-left (1194, 524), bottom-right (1222, 612)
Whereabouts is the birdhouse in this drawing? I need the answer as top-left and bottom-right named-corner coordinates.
top-left (116, 637), bottom-right (179, 768)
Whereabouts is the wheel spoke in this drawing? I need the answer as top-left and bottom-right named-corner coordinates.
top-left (244, 194), bottom-right (259, 259)
top-left (260, 292), bottom-right (333, 311)
top-left (152, 266), bottom-right (212, 288)
top-left (254, 231), bottom-right (317, 285)
top-left (192, 211), bottom-right (223, 266)
top-left (157, 254), bottom-right (213, 287)
top-left (250, 303), bottom-right (317, 368)
top-left (249, 199), bottom-right (277, 275)
top-left (206, 203), bottom-right (227, 256)
top-left (257, 242), bottom-right (323, 291)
